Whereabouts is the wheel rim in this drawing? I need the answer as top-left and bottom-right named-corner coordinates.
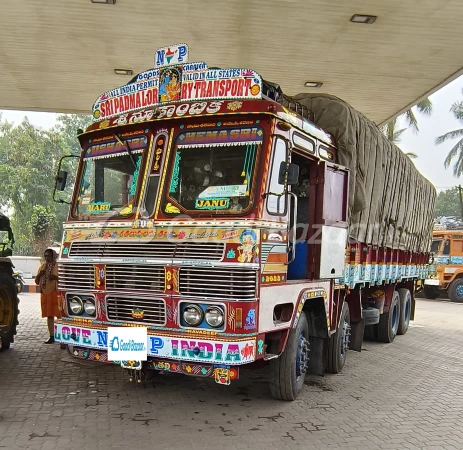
top-left (456, 285), bottom-right (463, 299)
top-left (340, 315), bottom-right (351, 362)
top-left (295, 332), bottom-right (309, 379)
top-left (0, 286), bottom-right (14, 330)
top-left (391, 300), bottom-right (399, 334)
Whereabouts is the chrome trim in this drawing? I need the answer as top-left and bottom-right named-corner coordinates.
top-left (105, 295), bottom-right (167, 326)
top-left (179, 267), bottom-right (258, 300)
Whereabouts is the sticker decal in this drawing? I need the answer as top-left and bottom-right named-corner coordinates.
top-left (195, 198), bottom-right (230, 210)
top-left (92, 43), bottom-right (263, 121)
top-left (86, 202), bottom-right (111, 214)
top-left (54, 324), bottom-right (256, 365)
top-left (237, 230), bottom-right (257, 263)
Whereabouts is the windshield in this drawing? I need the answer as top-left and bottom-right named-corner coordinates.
top-left (430, 239), bottom-right (442, 254)
top-left (162, 127), bottom-right (262, 215)
top-left (74, 134), bottom-right (147, 217)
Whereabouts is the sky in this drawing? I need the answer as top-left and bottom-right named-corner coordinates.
top-left (1, 76), bottom-right (463, 191)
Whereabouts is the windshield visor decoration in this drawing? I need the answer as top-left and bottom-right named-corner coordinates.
top-left (74, 134), bottom-right (148, 217)
top-left (163, 127), bottom-right (263, 215)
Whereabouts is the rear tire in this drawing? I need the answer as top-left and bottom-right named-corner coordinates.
top-left (0, 271), bottom-right (19, 351)
top-left (397, 288), bottom-right (412, 335)
top-left (423, 286), bottom-right (439, 299)
top-left (448, 279), bottom-right (463, 303)
top-left (326, 302), bottom-right (350, 374)
top-left (377, 291), bottom-right (400, 343)
top-left (269, 312), bottom-right (309, 401)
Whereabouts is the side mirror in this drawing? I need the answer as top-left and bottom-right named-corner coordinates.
top-left (55, 171), bottom-right (68, 191)
top-left (278, 162), bottom-right (299, 186)
top-left (53, 154), bottom-right (79, 204)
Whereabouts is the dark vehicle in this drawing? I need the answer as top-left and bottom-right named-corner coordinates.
top-left (13, 270), bottom-right (25, 294)
top-left (0, 213), bottom-right (19, 351)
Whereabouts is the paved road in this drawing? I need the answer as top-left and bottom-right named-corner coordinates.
top-left (1, 293), bottom-right (463, 450)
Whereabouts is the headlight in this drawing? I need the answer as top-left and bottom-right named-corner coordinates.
top-left (69, 296), bottom-right (84, 315)
top-left (183, 304), bottom-right (203, 326)
top-left (205, 306), bottom-right (224, 328)
top-left (84, 299), bottom-right (96, 316)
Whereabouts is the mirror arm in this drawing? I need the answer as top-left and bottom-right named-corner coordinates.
top-left (53, 154), bottom-right (79, 204)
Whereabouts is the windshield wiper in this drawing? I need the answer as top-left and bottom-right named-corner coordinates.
top-left (114, 134), bottom-right (137, 169)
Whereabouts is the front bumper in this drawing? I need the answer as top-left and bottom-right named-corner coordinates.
top-left (54, 322), bottom-right (256, 366)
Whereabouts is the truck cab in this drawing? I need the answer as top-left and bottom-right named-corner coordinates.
top-left (424, 228), bottom-right (463, 302)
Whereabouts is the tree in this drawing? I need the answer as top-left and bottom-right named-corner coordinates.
top-left (434, 187), bottom-right (462, 218)
top-left (0, 113), bottom-right (91, 255)
top-left (403, 98), bottom-right (433, 133)
top-left (381, 117), bottom-right (418, 159)
top-left (381, 97), bottom-right (433, 160)
top-left (27, 205), bottom-right (57, 256)
top-left (435, 93), bottom-right (463, 176)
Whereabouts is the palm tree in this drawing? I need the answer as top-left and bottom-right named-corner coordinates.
top-left (435, 96), bottom-right (463, 176)
top-left (404, 98), bottom-right (433, 133)
top-left (381, 117), bottom-right (418, 159)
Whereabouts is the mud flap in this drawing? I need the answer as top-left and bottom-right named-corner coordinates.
top-left (410, 296), bottom-right (416, 321)
top-left (349, 319), bottom-right (364, 352)
top-left (306, 336), bottom-right (327, 376)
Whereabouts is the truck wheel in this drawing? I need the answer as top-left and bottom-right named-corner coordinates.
top-left (423, 286), bottom-right (439, 299)
top-left (397, 288), bottom-right (412, 335)
top-left (448, 279), bottom-right (463, 303)
top-left (377, 291), bottom-right (400, 343)
top-left (326, 302), bottom-right (350, 374)
top-left (0, 271), bottom-right (19, 351)
top-left (269, 312), bottom-right (309, 401)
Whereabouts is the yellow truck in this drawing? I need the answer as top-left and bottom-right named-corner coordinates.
top-left (424, 228), bottom-right (463, 302)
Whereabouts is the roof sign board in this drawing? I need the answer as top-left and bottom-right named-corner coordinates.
top-left (92, 43), bottom-right (263, 122)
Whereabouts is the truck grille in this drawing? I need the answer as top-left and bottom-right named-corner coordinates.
top-left (58, 263), bottom-right (95, 290)
top-left (179, 268), bottom-right (257, 300)
top-left (106, 296), bottom-right (166, 325)
top-left (69, 241), bottom-right (224, 261)
top-left (105, 264), bottom-right (164, 292)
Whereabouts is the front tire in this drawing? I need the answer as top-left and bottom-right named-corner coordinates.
top-left (448, 279), bottom-right (463, 303)
top-left (0, 271), bottom-right (19, 351)
top-left (397, 288), bottom-right (412, 335)
top-left (269, 312), bottom-right (309, 401)
top-left (326, 302), bottom-right (350, 374)
top-left (423, 285), bottom-right (440, 299)
top-left (15, 279), bottom-right (24, 294)
top-left (377, 291), bottom-right (400, 343)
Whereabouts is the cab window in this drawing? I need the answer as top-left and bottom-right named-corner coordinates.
top-left (266, 137), bottom-right (287, 215)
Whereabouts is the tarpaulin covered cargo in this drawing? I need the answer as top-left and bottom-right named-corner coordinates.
top-left (291, 93), bottom-right (436, 253)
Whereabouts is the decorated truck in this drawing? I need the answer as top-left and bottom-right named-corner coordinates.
top-left (424, 228), bottom-right (463, 302)
top-left (53, 43), bottom-right (435, 400)
top-left (0, 213), bottom-right (19, 351)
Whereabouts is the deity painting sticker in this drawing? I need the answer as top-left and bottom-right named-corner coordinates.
top-left (237, 230), bottom-right (257, 263)
top-left (159, 66), bottom-right (182, 103)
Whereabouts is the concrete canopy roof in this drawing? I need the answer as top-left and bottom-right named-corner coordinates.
top-left (1, 0), bottom-right (463, 125)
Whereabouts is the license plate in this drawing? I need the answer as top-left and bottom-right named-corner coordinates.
top-left (121, 360), bottom-right (142, 370)
top-left (424, 279), bottom-right (440, 286)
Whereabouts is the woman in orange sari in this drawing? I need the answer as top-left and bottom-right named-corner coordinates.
top-left (35, 249), bottom-right (60, 344)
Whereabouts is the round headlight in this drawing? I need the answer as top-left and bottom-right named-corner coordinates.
top-left (205, 306), bottom-right (224, 328)
top-left (69, 296), bottom-right (83, 315)
top-left (183, 304), bottom-right (203, 326)
top-left (84, 299), bottom-right (96, 316)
